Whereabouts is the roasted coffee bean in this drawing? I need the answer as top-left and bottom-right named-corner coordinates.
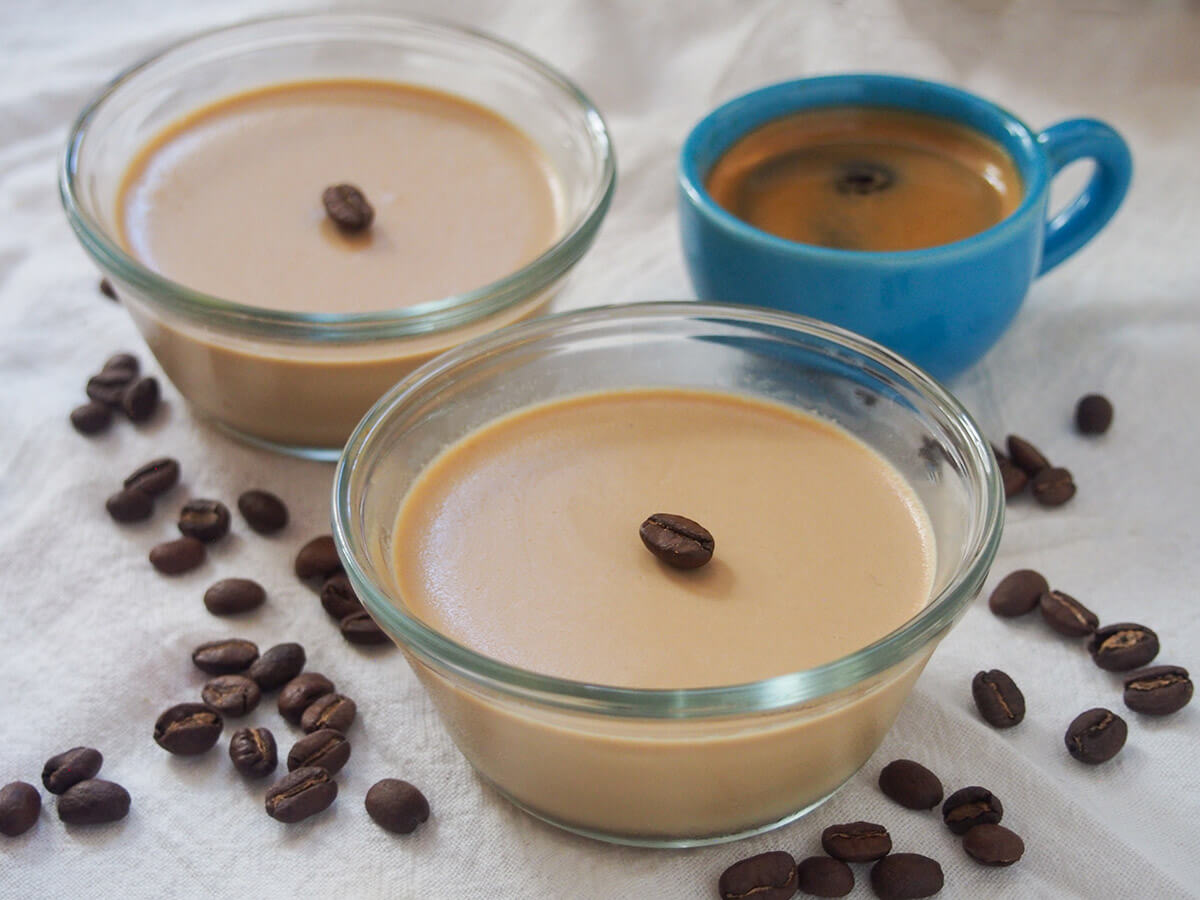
top-left (203, 578), bottom-right (266, 616)
top-left (178, 498), bottom-right (230, 543)
top-left (870, 853), bottom-right (944, 900)
top-left (86, 369), bottom-right (134, 406)
top-left (192, 638), bottom-right (259, 675)
top-left (70, 401), bottom-right (112, 435)
top-left (1065, 707), bottom-right (1127, 764)
top-left (340, 610), bottom-right (390, 645)
top-left (247, 643), bottom-right (306, 691)
top-left (821, 820), bottom-right (891, 862)
top-left (972, 669), bottom-right (1025, 728)
top-left (639, 513), bottom-right (715, 569)
top-left (1088, 622), bottom-right (1159, 672)
top-left (365, 779), bottom-right (430, 835)
top-left (796, 856), bottom-right (853, 898)
top-left (320, 572), bottom-right (363, 619)
top-left (322, 183), bottom-right (375, 232)
top-left (106, 487), bottom-right (153, 523)
top-left (295, 535), bottom-right (342, 580)
top-left (154, 703), bottom-right (223, 755)
top-left (123, 457), bottom-right (179, 496)
top-left (56, 779), bottom-right (129, 825)
top-left (201, 674), bottom-right (261, 716)
top-left (834, 162), bottom-right (894, 195)
top-left (988, 569), bottom-right (1048, 617)
top-left (121, 376), bottom-right (159, 422)
top-left (301, 693), bottom-right (357, 734)
top-left (1006, 435), bottom-right (1050, 476)
top-left (1075, 394), bottom-right (1113, 435)
top-left (102, 353), bottom-right (138, 377)
top-left (265, 766), bottom-right (337, 823)
top-left (229, 727), bottom-right (277, 778)
top-left (942, 786), bottom-right (1003, 835)
top-left (149, 537), bottom-right (206, 575)
top-left (287, 729), bottom-right (351, 775)
top-left (997, 453), bottom-right (1028, 499)
top-left (963, 823), bottom-right (1025, 867)
top-left (1031, 466), bottom-right (1076, 507)
top-left (99, 277), bottom-right (117, 300)
top-left (878, 759), bottom-right (943, 810)
top-left (0, 782), bottom-right (40, 836)
top-left (237, 489), bottom-right (288, 534)
top-left (716, 850), bottom-right (797, 900)
top-left (278, 673), bottom-right (335, 724)
top-left (1039, 589), bottom-right (1098, 637)
top-left (1124, 665), bottom-right (1193, 716)
top-left (41, 747), bottom-right (102, 794)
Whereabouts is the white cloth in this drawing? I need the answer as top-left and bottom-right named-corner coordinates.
top-left (2, 1), bottom-right (1198, 897)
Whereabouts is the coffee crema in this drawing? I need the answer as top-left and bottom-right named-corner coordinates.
top-left (705, 106), bottom-right (1022, 251)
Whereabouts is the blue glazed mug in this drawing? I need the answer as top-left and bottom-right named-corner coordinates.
top-left (678, 74), bottom-right (1132, 379)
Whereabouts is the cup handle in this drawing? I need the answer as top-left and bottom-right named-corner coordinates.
top-left (1036, 119), bottom-right (1132, 275)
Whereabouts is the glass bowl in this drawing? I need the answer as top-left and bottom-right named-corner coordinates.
top-left (60, 12), bottom-right (615, 459)
top-left (332, 301), bottom-right (1003, 846)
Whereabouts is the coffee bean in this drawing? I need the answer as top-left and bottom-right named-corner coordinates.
top-left (247, 643), bottom-right (306, 691)
top-left (201, 675), bottom-right (261, 716)
top-left (972, 669), bottom-right (1025, 728)
top-left (229, 727), bottom-right (278, 778)
top-left (322, 183), bottom-right (374, 232)
top-left (295, 535), bottom-right (342, 580)
top-left (870, 853), bottom-right (944, 900)
top-left (1075, 394), bottom-right (1113, 435)
top-left (86, 369), bottom-right (133, 406)
top-left (287, 729), bottom-right (351, 775)
top-left (821, 820), bottom-right (892, 862)
top-left (0, 782), bottom-right (40, 836)
top-left (70, 401), bottom-right (112, 435)
top-left (639, 513), bottom-right (715, 569)
top-left (365, 779), bottom-right (430, 835)
top-left (56, 779), bottom-right (129, 825)
top-left (278, 673), bottom-right (335, 724)
top-left (1006, 435), bottom-right (1050, 476)
top-left (99, 278), bottom-right (117, 300)
top-left (41, 747), bottom-right (103, 794)
top-left (178, 498), bottom-right (230, 543)
top-left (265, 766), bottom-right (337, 823)
top-left (237, 489), bottom-right (289, 534)
top-left (203, 578), bottom-right (266, 616)
top-left (106, 487), bottom-right (153, 523)
top-left (154, 703), bottom-right (224, 755)
top-left (1124, 665), bottom-right (1193, 716)
top-left (988, 569), bottom-right (1048, 617)
top-left (942, 786), bottom-right (1003, 835)
top-left (102, 353), bottom-right (139, 377)
top-left (192, 638), bottom-right (259, 675)
top-left (1039, 590), bottom-right (1098, 637)
top-left (1065, 707), bottom-right (1127, 764)
top-left (796, 856), bottom-right (853, 898)
top-left (996, 452), bottom-right (1028, 499)
top-left (121, 376), bottom-right (159, 422)
top-left (963, 823), bottom-right (1025, 867)
top-left (123, 457), bottom-right (179, 496)
top-left (717, 850), bottom-right (797, 900)
top-left (1031, 466), bottom-right (1076, 506)
top-left (1088, 622), bottom-right (1159, 672)
top-left (149, 537), bottom-right (206, 575)
top-left (878, 759), bottom-right (943, 810)
top-left (340, 610), bottom-right (390, 645)
top-left (301, 693), bottom-right (357, 734)
top-left (320, 572), bottom-right (363, 619)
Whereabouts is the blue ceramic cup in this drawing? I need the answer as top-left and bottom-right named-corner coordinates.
top-left (678, 74), bottom-right (1132, 379)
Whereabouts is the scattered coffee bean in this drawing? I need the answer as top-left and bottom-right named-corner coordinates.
top-left (192, 638), bottom-right (259, 675)
top-left (963, 823), bottom-right (1025, 867)
top-left (178, 499), bottom-right (230, 543)
top-left (320, 572), bottom-right (363, 619)
top-left (821, 820), bottom-right (892, 862)
top-left (1088, 622), bottom-right (1159, 672)
top-left (278, 673), bottom-right (335, 724)
top-left (86, 369), bottom-right (134, 407)
top-left (1039, 590), bottom-right (1098, 637)
top-left (1075, 394), bottom-right (1113, 435)
top-left (201, 674), bottom-right (261, 717)
top-left (121, 376), bottom-right (159, 422)
top-left (247, 643), bottom-right (306, 691)
top-left (295, 535), bottom-right (342, 580)
top-left (229, 727), bottom-right (277, 778)
top-left (0, 782), bottom-right (40, 836)
top-left (41, 747), bottom-right (103, 794)
top-left (1006, 435), bottom-right (1050, 476)
top-left (301, 693), bottom-right (357, 734)
top-left (70, 401), bottom-right (112, 435)
top-left (796, 856), bottom-right (853, 898)
top-left (322, 183), bottom-right (375, 232)
top-left (339, 610), bottom-right (390, 645)
top-left (639, 513), bottom-right (715, 569)
top-left (878, 759), bottom-right (943, 810)
top-left (149, 537), bottom-right (206, 575)
top-left (972, 669), bottom-right (1025, 728)
top-left (1031, 466), bottom-right (1076, 506)
top-left (237, 489), bottom-right (289, 534)
top-left (988, 569), bottom-right (1048, 617)
top-left (265, 766), bottom-right (337, 823)
top-left (869, 853), bottom-right (944, 900)
top-left (203, 578), bottom-right (266, 616)
top-left (1065, 707), bottom-right (1127, 764)
top-left (154, 703), bottom-right (224, 755)
top-left (56, 779), bottom-right (130, 825)
top-left (287, 729), bottom-right (351, 775)
top-left (99, 277), bottom-right (117, 300)
top-left (123, 457), bottom-right (179, 496)
top-left (996, 451), bottom-right (1028, 498)
top-left (942, 786), bottom-right (1003, 835)
top-left (717, 850), bottom-right (797, 900)
top-left (365, 779), bottom-right (431, 835)
top-left (102, 353), bottom-right (139, 378)
top-left (106, 487), bottom-right (153, 523)
top-left (1123, 665), bottom-right (1193, 716)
